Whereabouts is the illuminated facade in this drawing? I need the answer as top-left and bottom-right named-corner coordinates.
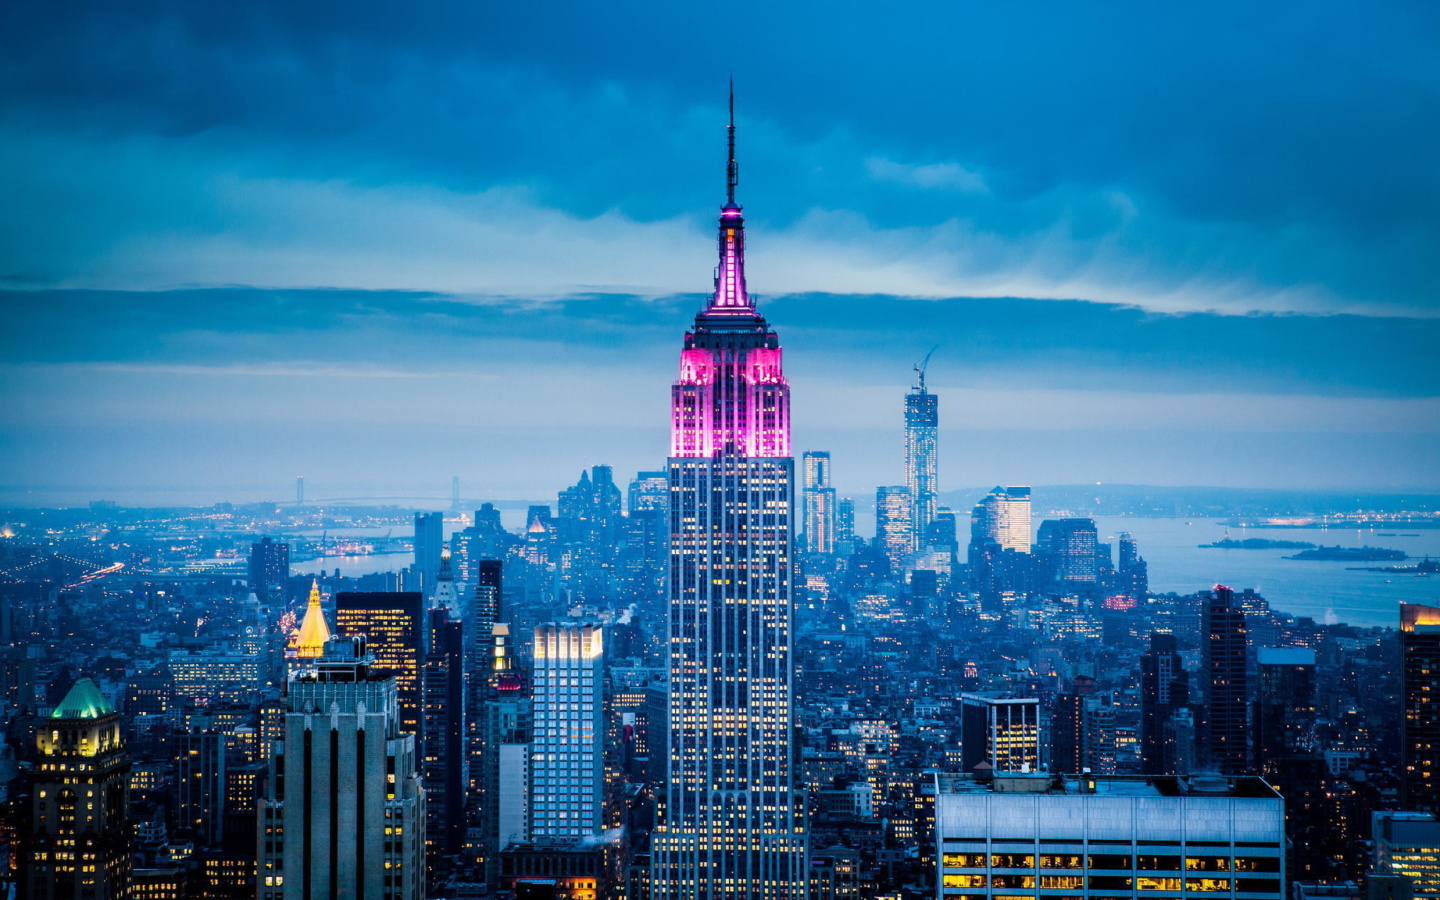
top-left (801, 451), bottom-right (836, 554)
top-left (960, 694), bottom-right (1041, 774)
top-left (876, 486), bottom-right (916, 572)
top-left (22, 678), bottom-right (132, 899)
top-left (972, 486), bottom-right (1032, 553)
top-left (531, 623), bottom-right (606, 840)
top-left (1374, 811), bottom-right (1440, 897)
top-left (904, 374), bottom-right (939, 546)
top-left (335, 591), bottom-right (425, 739)
top-left (935, 773), bottom-right (1285, 900)
top-left (651, 93), bottom-right (807, 898)
top-left (1403, 603), bottom-right (1440, 813)
top-left (258, 636), bottom-right (424, 900)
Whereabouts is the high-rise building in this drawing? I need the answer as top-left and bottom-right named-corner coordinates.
top-left (971, 487), bottom-right (1032, 553)
top-left (960, 694), bottom-right (1042, 774)
top-left (531, 623), bottom-right (606, 841)
top-left (423, 606), bottom-right (467, 860)
top-left (904, 366), bottom-right (939, 547)
top-left (1374, 811), bottom-right (1440, 897)
top-left (334, 591), bottom-right (426, 740)
top-left (1140, 633), bottom-right (1189, 775)
top-left (431, 545), bottom-right (460, 613)
top-left (176, 729), bottom-right (227, 846)
top-left (258, 636), bottom-right (425, 900)
top-left (801, 451), bottom-right (837, 554)
top-left (478, 688), bottom-right (531, 889)
top-left (1253, 647), bottom-right (1316, 773)
top-left (1402, 603), bottom-right (1440, 813)
top-left (1117, 531), bottom-right (1149, 597)
top-left (1050, 675), bottom-right (1094, 775)
top-left (284, 579), bottom-right (331, 675)
top-left (413, 511), bottom-right (444, 594)
top-left (651, 94), bottom-right (807, 898)
top-left (247, 536), bottom-right (290, 604)
top-left (935, 772), bottom-right (1286, 900)
top-left (1204, 585), bottom-right (1251, 775)
top-left (1036, 518), bottom-right (1099, 587)
top-left (629, 470), bottom-right (669, 515)
top-left (876, 485), bottom-right (915, 572)
top-left (21, 678), bottom-right (132, 899)
top-left (836, 497), bottom-right (857, 554)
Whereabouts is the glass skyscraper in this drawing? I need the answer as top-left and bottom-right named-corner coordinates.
top-left (903, 373), bottom-right (938, 546)
top-left (531, 622), bottom-right (606, 840)
top-left (650, 94), bottom-right (807, 899)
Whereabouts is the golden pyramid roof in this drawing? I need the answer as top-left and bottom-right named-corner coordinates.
top-left (292, 579), bottom-right (332, 658)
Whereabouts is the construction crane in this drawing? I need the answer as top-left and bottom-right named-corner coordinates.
top-left (913, 345), bottom-right (939, 392)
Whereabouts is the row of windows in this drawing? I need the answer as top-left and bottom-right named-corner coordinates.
top-left (942, 874), bottom-right (1277, 891)
top-left (943, 854), bottom-right (1280, 873)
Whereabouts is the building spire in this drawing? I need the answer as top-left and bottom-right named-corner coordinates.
top-left (707, 80), bottom-right (754, 315)
top-left (727, 76), bottom-right (738, 206)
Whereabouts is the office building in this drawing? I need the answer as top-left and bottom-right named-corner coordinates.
top-left (531, 623), bottom-right (606, 841)
top-left (21, 678), bottom-right (132, 899)
top-left (1204, 585), bottom-right (1251, 775)
top-left (258, 636), bottom-right (424, 900)
top-left (1117, 532), bottom-right (1149, 597)
top-left (802, 451), bottom-right (837, 554)
top-left (650, 97), bottom-right (808, 898)
top-left (248, 536), bottom-right (290, 604)
top-left (1254, 647), bottom-right (1316, 773)
top-left (971, 487), bottom-right (1032, 553)
top-left (1140, 633), bottom-right (1190, 775)
top-left (478, 691), bottom-right (532, 889)
top-left (422, 606), bottom-right (467, 860)
top-left (414, 511), bottom-right (445, 594)
top-left (935, 772), bottom-right (1285, 900)
top-left (1404, 604), bottom-right (1440, 813)
top-left (877, 485), bottom-right (916, 572)
top-left (961, 694), bottom-right (1042, 774)
top-left (334, 591), bottom-right (426, 739)
top-left (1036, 518), bottom-right (1099, 587)
top-left (837, 497), bottom-right (857, 554)
top-left (904, 368), bottom-right (939, 546)
top-left (176, 729), bottom-right (227, 846)
top-left (1375, 811), bottom-right (1440, 897)
top-left (1050, 676), bottom-right (1093, 776)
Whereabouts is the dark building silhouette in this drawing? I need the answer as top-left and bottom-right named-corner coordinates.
top-left (1254, 647), bottom-right (1316, 773)
top-left (1402, 603), bottom-right (1440, 813)
top-left (413, 512), bottom-right (445, 594)
top-left (21, 678), bottom-right (132, 899)
top-left (1204, 585), bottom-right (1251, 775)
top-left (961, 694), bottom-right (1042, 773)
top-left (1140, 632), bottom-right (1189, 774)
top-left (1051, 675), bottom-right (1095, 774)
top-left (423, 606), bottom-right (467, 863)
top-left (1117, 532), bottom-right (1149, 597)
top-left (334, 591), bottom-right (426, 739)
top-left (247, 536), bottom-right (289, 604)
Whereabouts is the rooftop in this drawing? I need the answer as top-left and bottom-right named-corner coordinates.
top-left (51, 677), bottom-right (116, 720)
top-left (935, 772), bottom-right (1282, 800)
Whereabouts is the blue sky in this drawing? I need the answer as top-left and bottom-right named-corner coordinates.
top-left (1, 1), bottom-right (1437, 503)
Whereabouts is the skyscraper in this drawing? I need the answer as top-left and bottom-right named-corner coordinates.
top-left (422, 606), bottom-right (467, 861)
top-left (247, 536), bottom-right (289, 604)
top-left (875, 485), bottom-right (915, 572)
top-left (970, 486), bottom-right (1032, 553)
top-left (801, 451), bottom-right (837, 554)
top-left (258, 636), bottom-right (425, 900)
top-left (1140, 632), bottom-right (1189, 774)
top-left (335, 591), bottom-right (426, 740)
top-left (1204, 585), bottom-right (1251, 775)
top-left (1036, 518), bottom-right (1099, 588)
top-left (651, 91), bottom-right (807, 898)
top-left (1253, 647), bottom-right (1316, 773)
top-left (903, 362), bottom-right (939, 546)
top-left (1403, 603), bottom-right (1440, 813)
top-left (531, 623), bottom-right (606, 841)
top-left (21, 678), bottom-right (132, 899)
top-left (414, 511), bottom-right (444, 594)
top-left (960, 694), bottom-right (1042, 774)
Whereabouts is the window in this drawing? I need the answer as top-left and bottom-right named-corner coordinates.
top-left (1137, 877), bottom-right (1182, 891)
top-left (1089, 876), bottom-right (1134, 890)
top-left (1234, 857), bottom-right (1280, 873)
top-left (1089, 855), bottom-right (1132, 870)
top-left (1040, 875), bottom-right (1084, 889)
top-left (1237, 877), bottom-right (1281, 892)
top-left (1186, 878), bottom-right (1232, 892)
top-left (991, 875), bottom-right (1035, 889)
top-left (1138, 856), bottom-right (1181, 870)
top-left (943, 853), bottom-right (986, 869)
top-left (1041, 855), bottom-right (1083, 869)
top-left (992, 854), bottom-right (1035, 869)
top-left (1186, 857), bottom-right (1231, 872)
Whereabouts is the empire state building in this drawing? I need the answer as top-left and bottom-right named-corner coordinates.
top-left (650, 95), bottom-right (807, 898)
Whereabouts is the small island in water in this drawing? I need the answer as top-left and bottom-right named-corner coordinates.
top-left (1285, 545), bottom-right (1408, 562)
top-left (1200, 537), bottom-right (1317, 550)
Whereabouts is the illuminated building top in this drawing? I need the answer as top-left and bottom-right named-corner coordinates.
top-left (290, 578), bottom-right (332, 658)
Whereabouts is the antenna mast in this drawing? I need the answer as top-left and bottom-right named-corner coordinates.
top-left (726, 77), bottom-right (738, 205)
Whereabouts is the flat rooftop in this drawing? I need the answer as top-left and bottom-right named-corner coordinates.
top-left (935, 772), bottom-right (1282, 801)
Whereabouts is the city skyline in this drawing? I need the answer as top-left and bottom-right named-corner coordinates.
top-left (2, 3), bottom-right (1438, 504)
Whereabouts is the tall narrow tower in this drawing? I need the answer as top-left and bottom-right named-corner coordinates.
top-left (904, 353), bottom-right (939, 548)
top-left (651, 87), bottom-right (807, 899)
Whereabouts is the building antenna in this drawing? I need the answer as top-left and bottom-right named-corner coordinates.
top-left (726, 76), bottom-right (738, 206)
top-left (913, 345), bottom-right (939, 392)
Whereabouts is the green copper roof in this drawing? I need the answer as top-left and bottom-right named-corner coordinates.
top-left (51, 678), bottom-right (115, 719)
